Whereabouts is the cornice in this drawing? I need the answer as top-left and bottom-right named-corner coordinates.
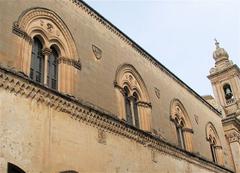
top-left (208, 64), bottom-right (240, 80)
top-left (69, 0), bottom-right (221, 117)
top-left (0, 65), bottom-right (233, 173)
top-left (222, 114), bottom-right (240, 129)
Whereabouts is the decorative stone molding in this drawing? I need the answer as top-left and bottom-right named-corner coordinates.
top-left (170, 98), bottom-right (193, 152)
top-left (205, 122), bottom-right (224, 165)
top-left (97, 129), bottom-right (107, 144)
top-left (92, 45), bottom-right (102, 60)
top-left (114, 64), bottom-right (152, 131)
top-left (58, 57), bottom-right (81, 70)
top-left (0, 66), bottom-right (233, 173)
top-left (154, 87), bottom-right (160, 99)
top-left (151, 150), bottom-right (157, 163)
top-left (206, 122), bottom-right (221, 146)
top-left (14, 7), bottom-right (79, 59)
top-left (69, 0), bottom-right (221, 117)
top-left (13, 7), bottom-right (81, 94)
top-left (194, 114), bottom-right (199, 124)
top-left (137, 101), bottom-right (151, 108)
top-left (42, 47), bottom-right (52, 56)
top-left (12, 22), bottom-right (32, 42)
top-left (225, 131), bottom-right (240, 143)
top-left (182, 128), bottom-right (194, 134)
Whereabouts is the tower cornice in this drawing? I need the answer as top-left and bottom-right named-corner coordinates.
top-left (208, 64), bottom-right (240, 80)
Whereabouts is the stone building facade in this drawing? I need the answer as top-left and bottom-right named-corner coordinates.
top-left (0, 0), bottom-right (239, 173)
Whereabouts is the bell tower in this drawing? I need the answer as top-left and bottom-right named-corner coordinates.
top-left (208, 40), bottom-right (240, 116)
top-left (208, 40), bottom-right (240, 173)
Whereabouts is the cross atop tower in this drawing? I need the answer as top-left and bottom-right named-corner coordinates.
top-left (214, 38), bottom-right (220, 49)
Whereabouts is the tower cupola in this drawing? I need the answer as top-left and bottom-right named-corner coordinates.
top-left (213, 39), bottom-right (230, 67)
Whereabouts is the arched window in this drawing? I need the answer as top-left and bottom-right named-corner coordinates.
top-left (206, 122), bottom-right (223, 165)
top-left (30, 37), bottom-right (44, 83)
top-left (8, 163), bottom-right (25, 173)
top-left (170, 99), bottom-right (193, 151)
top-left (124, 86), bottom-right (133, 125)
top-left (114, 64), bottom-right (151, 131)
top-left (175, 118), bottom-right (185, 149)
top-left (223, 83), bottom-right (233, 100)
top-left (48, 46), bottom-right (58, 89)
top-left (14, 8), bottom-right (80, 94)
top-left (209, 138), bottom-right (217, 163)
top-left (133, 92), bottom-right (140, 128)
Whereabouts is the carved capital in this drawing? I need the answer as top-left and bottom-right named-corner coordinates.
top-left (137, 101), bottom-right (152, 108)
top-left (226, 131), bottom-right (240, 143)
top-left (42, 47), bottom-right (52, 56)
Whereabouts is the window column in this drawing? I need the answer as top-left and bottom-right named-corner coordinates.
top-left (42, 47), bottom-right (52, 86)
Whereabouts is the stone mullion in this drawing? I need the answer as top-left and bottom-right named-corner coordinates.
top-left (42, 48), bottom-right (52, 86)
top-left (128, 95), bottom-right (135, 126)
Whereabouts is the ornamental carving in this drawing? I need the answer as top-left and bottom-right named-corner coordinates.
top-left (114, 64), bottom-right (152, 131)
top-left (69, 0), bottom-right (220, 117)
top-left (206, 122), bottom-right (221, 146)
top-left (0, 66), bottom-right (233, 173)
top-left (151, 150), bottom-right (157, 163)
top-left (170, 99), bottom-right (192, 130)
top-left (12, 7), bottom-right (81, 71)
top-left (98, 129), bottom-right (107, 144)
top-left (154, 87), bottom-right (160, 99)
top-left (92, 45), bottom-right (102, 60)
top-left (226, 131), bottom-right (240, 143)
top-left (194, 114), bottom-right (199, 124)
top-left (58, 57), bottom-right (81, 70)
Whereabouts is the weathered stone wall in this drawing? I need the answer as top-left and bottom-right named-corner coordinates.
top-left (0, 69), bottom-right (234, 173)
top-left (0, 0), bottom-right (236, 172)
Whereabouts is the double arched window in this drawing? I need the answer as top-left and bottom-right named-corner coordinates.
top-left (170, 99), bottom-right (193, 151)
top-left (115, 64), bottom-right (151, 131)
top-left (123, 86), bottom-right (140, 127)
top-left (14, 8), bottom-right (80, 94)
top-left (174, 117), bottom-right (186, 149)
top-left (206, 122), bottom-right (223, 165)
top-left (30, 37), bottom-right (59, 89)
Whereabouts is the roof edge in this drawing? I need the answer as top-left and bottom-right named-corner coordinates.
top-left (72, 0), bottom-right (221, 116)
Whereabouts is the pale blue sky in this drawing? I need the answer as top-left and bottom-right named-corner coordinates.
top-left (85, 0), bottom-right (240, 96)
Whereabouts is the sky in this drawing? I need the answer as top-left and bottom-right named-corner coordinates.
top-left (84, 0), bottom-right (240, 96)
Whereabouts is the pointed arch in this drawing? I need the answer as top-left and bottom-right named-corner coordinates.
top-left (13, 7), bottom-right (81, 94)
top-left (170, 98), bottom-right (193, 151)
top-left (170, 98), bottom-right (192, 129)
top-left (15, 7), bottom-right (79, 60)
top-left (206, 122), bottom-right (223, 165)
top-left (114, 63), bottom-right (151, 131)
top-left (115, 63), bottom-right (150, 101)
